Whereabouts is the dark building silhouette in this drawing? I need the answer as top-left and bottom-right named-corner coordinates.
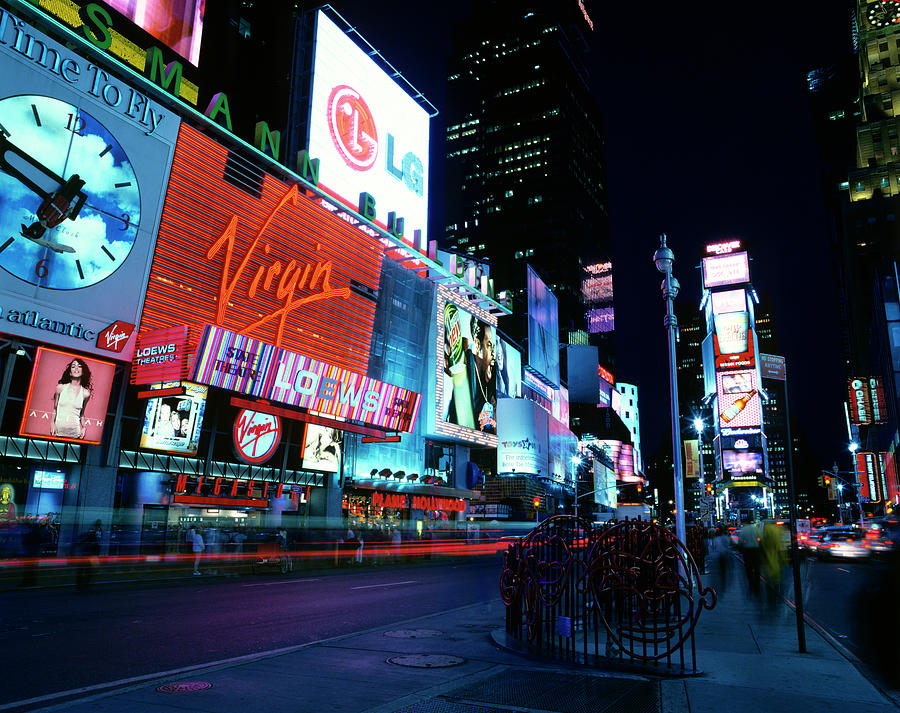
top-left (441, 0), bottom-right (609, 354)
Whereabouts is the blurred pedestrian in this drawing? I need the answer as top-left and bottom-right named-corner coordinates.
top-left (76, 520), bottom-right (102, 590)
top-left (708, 525), bottom-right (731, 592)
top-left (761, 521), bottom-right (786, 608)
top-left (192, 527), bottom-right (205, 575)
top-left (738, 520), bottom-right (761, 595)
top-left (391, 527), bottom-right (402, 564)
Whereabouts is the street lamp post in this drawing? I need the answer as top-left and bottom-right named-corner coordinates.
top-left (654, 234), bottom-right (687, 551)
top-left (694, 417), bottom-right (712, 528)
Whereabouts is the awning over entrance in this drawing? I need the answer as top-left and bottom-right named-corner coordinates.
top-left (345, 477), bottom-right (479, 501)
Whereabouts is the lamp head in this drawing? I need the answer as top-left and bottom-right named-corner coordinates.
top-left (693, 417), bottom-right (704, 433)
top-left (653, 234), bottom-right (674, 274)
top-left (849, 442), bottom-right (859, 453)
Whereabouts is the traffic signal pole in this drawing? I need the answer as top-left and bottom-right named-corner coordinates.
top-left (784, 368), bottom-right (806, 653)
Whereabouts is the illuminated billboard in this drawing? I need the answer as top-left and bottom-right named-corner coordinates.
top-left (496, 336), bottom-right (522, 399)
top-left (142, 124), bottom-right (386, 374)
top-left (582, 262), bottom-right (613, 303)
top-left (233, 410), bottom-right (281, 464)
top-left (139, 382), bottom-right (207, 455)
top-left (716, 370), bottom-right (761, 430)
top-left (587, 306), bottom-right (615, 333)
top-left (301, 423), bottom-right (343, 473)
top-left (722, 449), bottom-right (764, 483)
top-left (308, 11), bottom-right (430, 243)
top-left (526, 265), bottom-right (559, 387)
top-left (713, 313), bottom-right (755, 371)
top-left (106, 0), bottom-right (206, 65)
top-left (436, 289), bottom-right (498, 440)
top-left (497, 398), bottom-right (548, 475)
top-left (20, 347), bottom-right (116, 445)
top-left (0, 11), bottom-right (179, 361)
top-left (710, 289), bottom-right (746, 315)
top-left (702, 252), bottom-right (750, 289)
top-left (193, 326), bottom-right (421, 432)
top-left (848, 377), bottom-right (873, 425)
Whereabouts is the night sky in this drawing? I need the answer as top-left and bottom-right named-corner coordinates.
top-left (342, 0), bottom-right (856, 468)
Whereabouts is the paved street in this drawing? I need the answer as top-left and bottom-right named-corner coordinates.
top-left (0, 558), bottom-right (499, 706)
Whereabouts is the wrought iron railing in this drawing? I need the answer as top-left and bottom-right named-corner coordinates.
top-left (500, 515), bottom-right (716, 674)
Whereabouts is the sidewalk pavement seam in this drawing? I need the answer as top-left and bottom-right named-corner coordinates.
top-left (357, 664), bottom-right (511, 713)
top-left (745, 623), bottom-right (762, 654)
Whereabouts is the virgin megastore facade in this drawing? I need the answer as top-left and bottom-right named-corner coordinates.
top-left (0, 2), bottom-right (510, 554)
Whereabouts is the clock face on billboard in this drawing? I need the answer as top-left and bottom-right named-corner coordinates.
top-left (0, 94), bottom-right (141, 289)
top-left (867, 1), bottom-right (900, 27)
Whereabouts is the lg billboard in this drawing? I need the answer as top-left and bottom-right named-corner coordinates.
top-left (308, 11), bottom-right (430, 243)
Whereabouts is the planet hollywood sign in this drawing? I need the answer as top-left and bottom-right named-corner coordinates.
top-left (371, 491), bottom-right (466, 512)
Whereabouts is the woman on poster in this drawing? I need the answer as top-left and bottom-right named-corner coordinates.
top-left (50, 359), bottom-right (92, 439)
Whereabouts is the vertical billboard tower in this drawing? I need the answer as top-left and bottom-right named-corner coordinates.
top-left (700, 240), bottom-right (773, 519)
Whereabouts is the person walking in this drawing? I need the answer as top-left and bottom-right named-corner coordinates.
top-left (738, 520), bottom-right (761, 595)
top-left (761, 521), bottom-right (787, 607)
top-left (390, 527), bottom-right (402, 564)
top-left (191, 526), bottom-right (205, 575)
top-left (708, 525), bottom-right (732, 592)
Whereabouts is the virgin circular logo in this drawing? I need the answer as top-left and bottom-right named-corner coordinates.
top-left (233, 410), bottom-right (282, 464)
top-left (327, 85), bottom-right (378, 171)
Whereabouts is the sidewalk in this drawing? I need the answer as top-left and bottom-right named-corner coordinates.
top-left (12, 557), bottom-right (899, 713)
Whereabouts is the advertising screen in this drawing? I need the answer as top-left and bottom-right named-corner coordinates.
top-left (548, 415), bottom-right (577, 486)
top-left (587, 306), bottom-right (615, 333)
top-left (33, 470), bottom-right (65, 489)
top-left (713, 313), bottom-right (755, 371)
top-left (495, 336), bottom-right (522, 399)
top-left (848, 377), bottom-right (873, 426)
top-left (497, 398), bottom-right (548, 475)
top-left (139, 382), bottom-right (207, 455)
top-left (308, 11), bottom-right (430, 243)
top-left (869, 376), bottom-right (887, 424)
top-left (702, 252), bottom-right (750, 289)
top-left (20, 347), bottom-right (116, 444)
top-left (722, 449), bottom-right (764, 482)
top-left (106, 0), bottom-right (206, 65)
top-left (717, 370), bottom-right (761, 430)
top-left (526, 266), bottom-right (559, 387)
top-left (710, 289), bottom-right (746, 315)
top-left (592, 459), bottom-right (616, 509)
top-left (684, 439), bottom-right (700, 478)
top-left (0, 10), bottom-right (179, 361)
top-left (301, 423), bottom-right (343, 472)
top-left (193, 326), bottom-right (421, 432)
top-left (142, 123), bottom-right (385, 374)
top-left (436, 289), bottom-right (499, 442)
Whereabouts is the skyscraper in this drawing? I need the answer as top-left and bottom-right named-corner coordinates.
top-left (809, 2), bottom-right (900, 510)
top-left (442, 0), bottom-right (609, 352)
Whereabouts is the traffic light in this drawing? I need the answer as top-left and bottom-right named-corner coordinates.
top-left (824, 475), bottom-right (831, 487)
top-left (636, 482), bottom-right (643, 494)
top-left (818, 475), bottom-right (824, 488)
top-left (706, 483), bottom-right (714, 496)
top-left (533, 496), bottom-right (540, 509)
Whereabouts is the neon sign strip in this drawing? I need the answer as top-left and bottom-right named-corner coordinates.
top-left (193, 326), bottom-right (421, 432)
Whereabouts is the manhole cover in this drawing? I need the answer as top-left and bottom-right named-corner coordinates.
top-left (387, 654), bottom-right (466, 668)
top-left (156, 681), bottom-right (212, 694)
top-left (384, 629), bottom-right (444, 639)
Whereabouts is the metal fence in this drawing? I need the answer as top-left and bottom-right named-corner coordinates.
top-left (500, 515), bottom-right (716, 674)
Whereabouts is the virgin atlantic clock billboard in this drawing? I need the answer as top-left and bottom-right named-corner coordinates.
top-left (141, 123), bottom-right (386, 374)
top-left (0, 8), bottom-right (179, 360)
